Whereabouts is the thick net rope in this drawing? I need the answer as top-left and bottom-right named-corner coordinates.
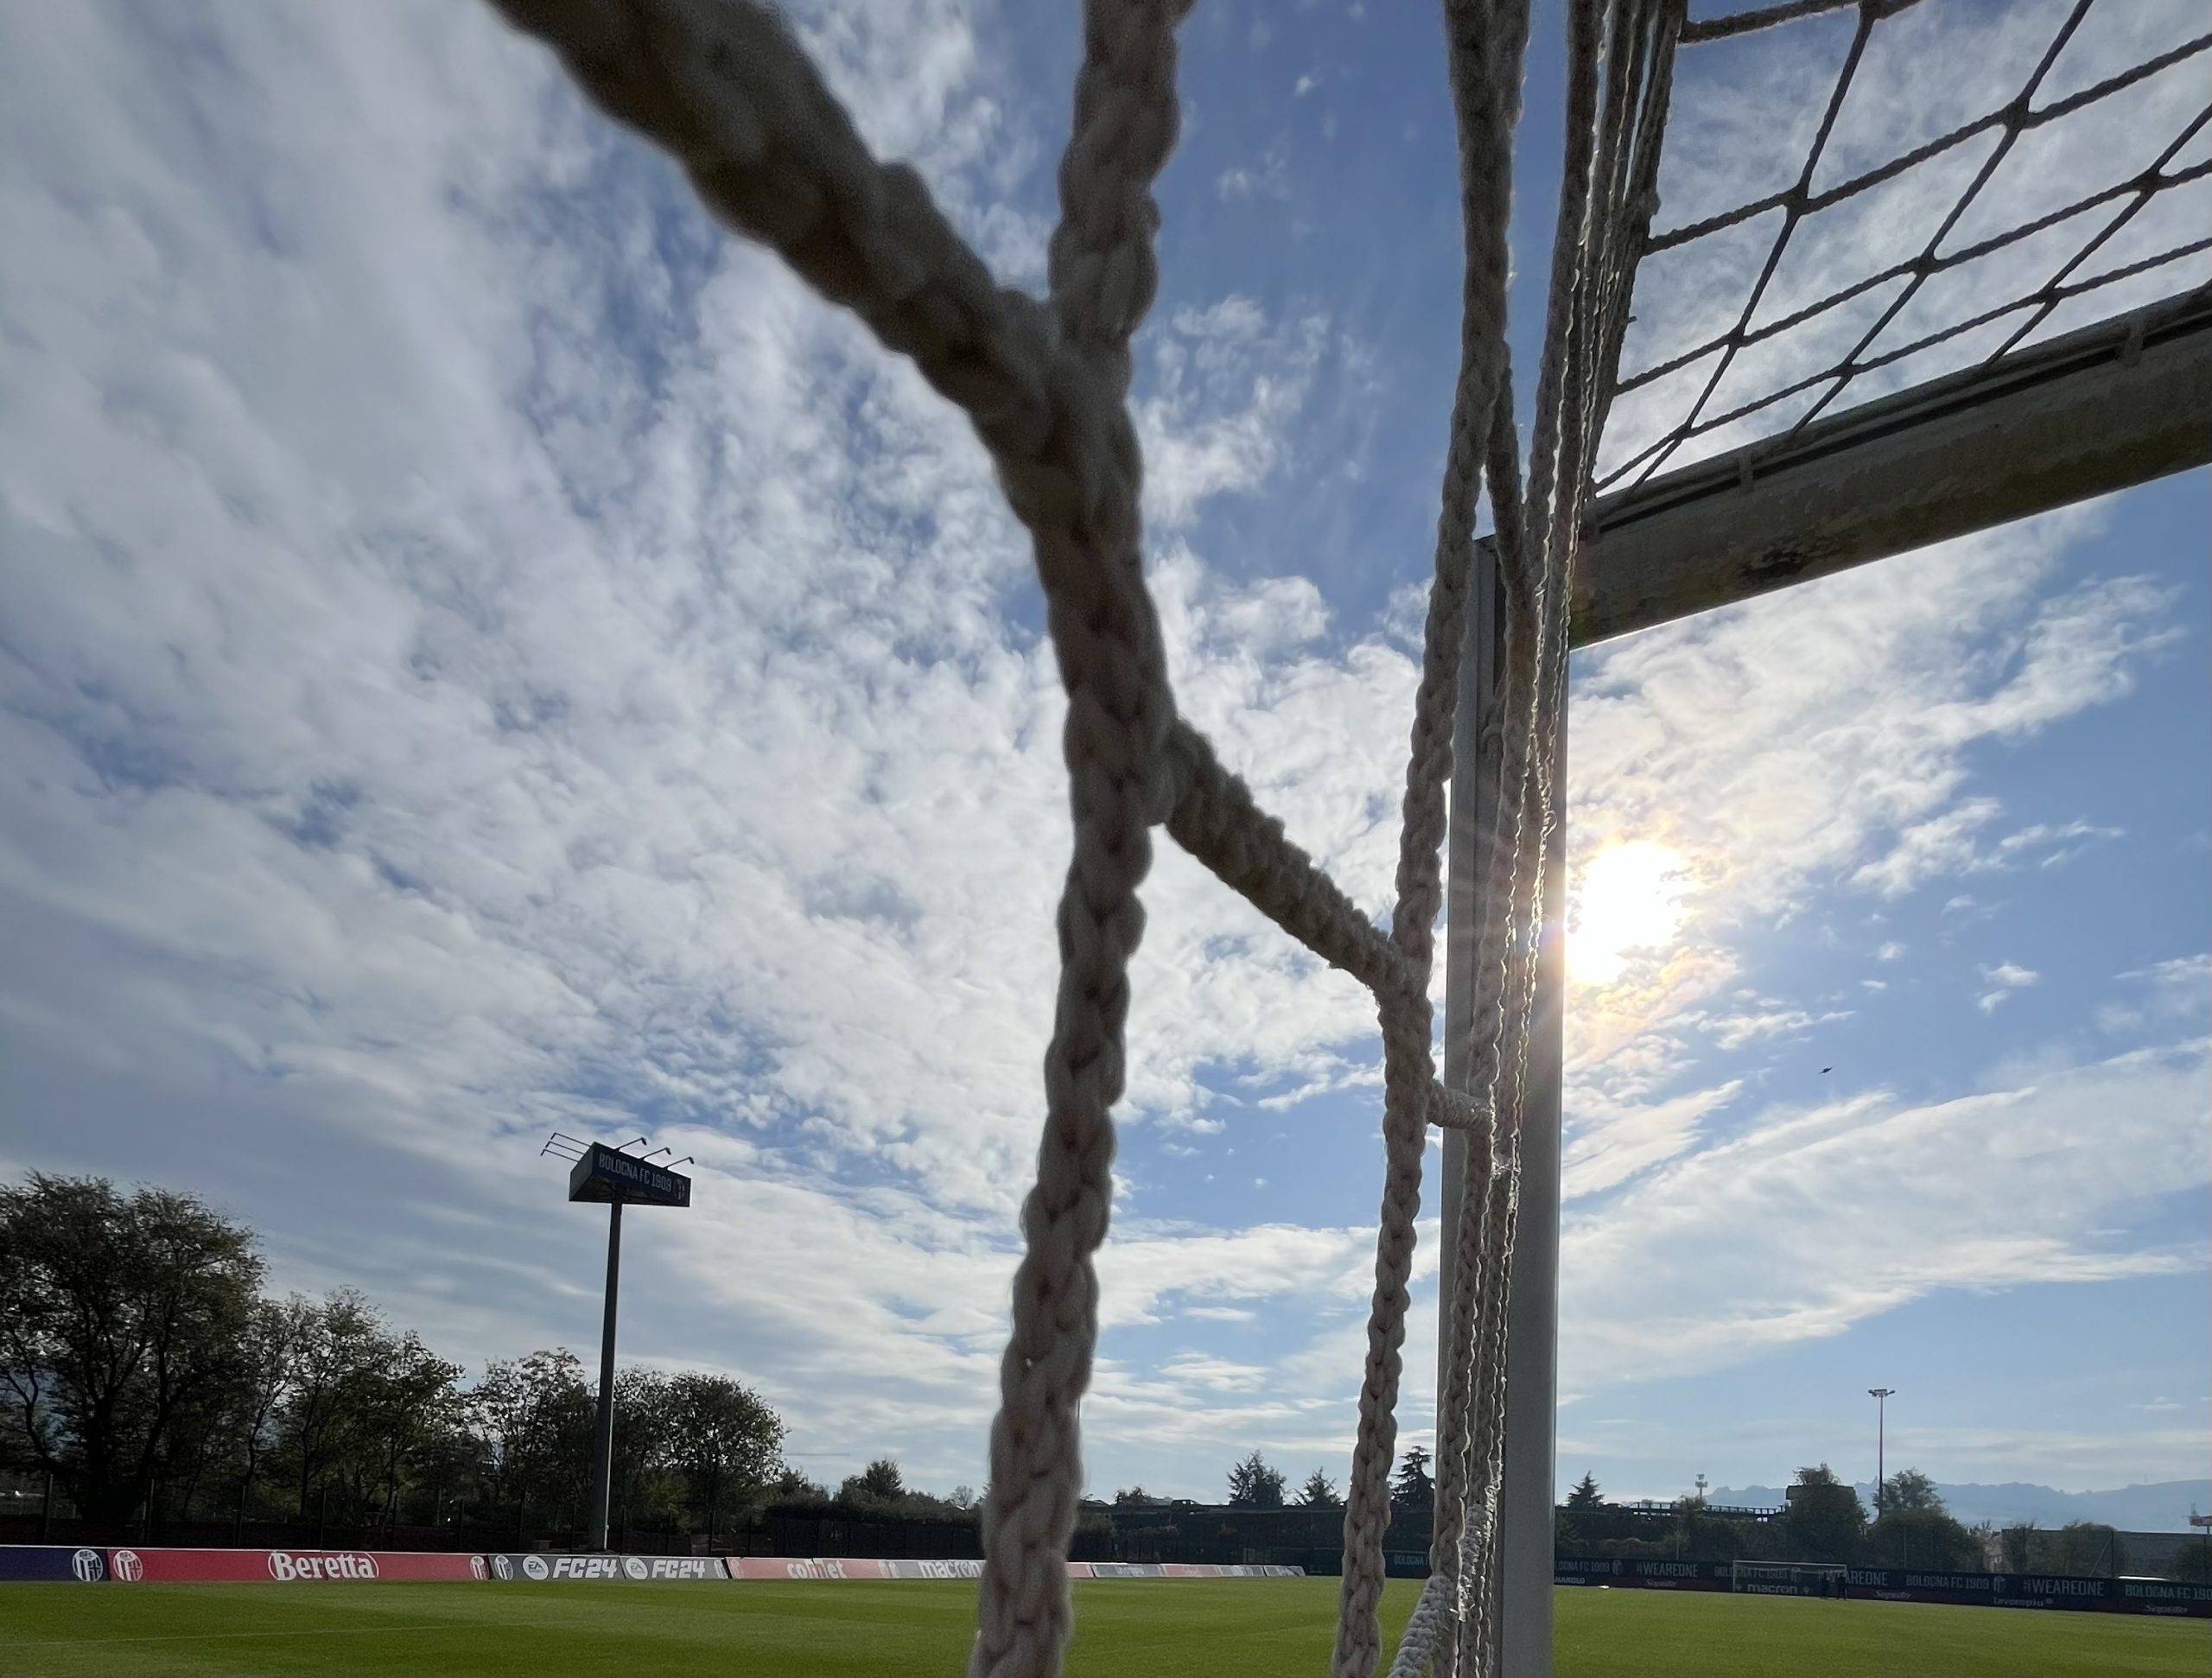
top-left (480, 2), bottom-right (1655, 1675)
top-left (1602, 0), bottom-right (2212, 493)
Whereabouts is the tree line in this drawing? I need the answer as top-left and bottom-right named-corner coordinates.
top-left (0, 1174), bottom-right (809, 1539)
top-left (1557, 1465), bottom-right (2192, 1578)
top-left (1109, 1446), bottom-right (1438, 1514)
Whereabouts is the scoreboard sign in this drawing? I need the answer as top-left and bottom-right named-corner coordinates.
top-left (567, 1144), bottom-right (691, 1208)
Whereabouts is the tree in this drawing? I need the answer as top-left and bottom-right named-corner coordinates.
top-left (276, 1290), bottom-right (391, 1518)
top-left (0, 1174), bottom-right (262, 1521)
top-left (1226, 1451), bottom-right (1287, 1509)
top-left (1562, 1471), bottom-right (1606, 1543)
top-left (1999, 1521), bottom-right (2037, 1573)
top-left (840, 1456), bottom-right (907, 1506)
top-left (352, 1332), bottom-right (463, 1529)
top-left (1880, 1468), bottom-right (1944, 1515)
top-left (664, 1372), bottom-right (783, 1535)
top-left (1867, 1507), bottom-right (1980, 1570)
top-left (2044, 1521), bottom-right (2124, 1578)
top-left (1298, 1468), bottom-right (1343, 1510)
top-left (1783, 1465), bottom-right (1866, 1564)
top-left (771, 1467), bottom-right (830, 1503)
top-left (1392, 1446), bottom-right (1434, 1514)
top-left (1113, 1484), bottom-right (1156, 1506)
top-left (2166, 1539), bottom-right (2212, 1586)
top-left (472, 1349), bottom-right (595, 1526)
top-left (607, 1367), bottom-right (680, 1540)
top-left (226, 1297), bottom-right (307, 1528)
top-left (948, 1484), bottom-right (978, 1512)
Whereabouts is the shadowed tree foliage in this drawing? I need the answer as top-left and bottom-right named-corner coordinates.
top-left (1864, 1468), bottom-right (1979, 1570)
top-left (0, 1174), bottom-right (798, 1541)
top-left (0, 1174), bottom-right (261, 1521)
top-left (1298, 1468), bottom-right (1342, 1509)
top-left (1391, 1446), bottom-right (1433, 1514)
top-left (1879, 1468), bottom-right (1943, 1515)
top-left (474, 1348), bottom-right (595, 1527)
top-left (1784, 1464), bottom-right (1868, 1563)
top-left (1226, 1451), bottom-right (1287, 1509)
top-left (668, 1371), bottom-right (785, 1536)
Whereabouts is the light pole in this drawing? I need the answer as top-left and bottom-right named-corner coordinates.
top-left (1867, 1388), bottom-right (1896, 1516)
top-left (543, 1133), bottom-right (693, 1554)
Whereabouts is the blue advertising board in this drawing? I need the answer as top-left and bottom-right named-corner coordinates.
top-left (0, 1545), bottom-right (108, 1581)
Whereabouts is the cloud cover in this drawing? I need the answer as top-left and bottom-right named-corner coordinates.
top-left (1, 0), bottom-right (2204, 1498)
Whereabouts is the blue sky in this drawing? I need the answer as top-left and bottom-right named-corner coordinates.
top-left (1, 0), bottom-right (2206, 1514)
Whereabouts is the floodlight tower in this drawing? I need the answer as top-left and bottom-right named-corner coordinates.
top-left (542, 1132), bottom-right (694, 1553)
top-left (1867, 1388), bottom-right (1896, 1515)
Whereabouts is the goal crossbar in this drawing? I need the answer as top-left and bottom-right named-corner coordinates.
top-left (1573, 289), bottom-right (2212, 647)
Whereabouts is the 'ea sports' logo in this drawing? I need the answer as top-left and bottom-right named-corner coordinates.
top-left (522, 1554), bottom-right (550, 1580)
top-left (71, 1549), bottom-right (105, 1582)
top-left (470, 1555), bottom-right (489, 1580)
top-left (492, 1554), bottom-right (516, 1579)
top-left (111, 1549), bottom-right (144, 1582)
top-left (622, 1557), bottom-right (649, 1579)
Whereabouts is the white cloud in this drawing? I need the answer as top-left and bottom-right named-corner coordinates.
top-left (1563, 1040), bottom-right (2212, 1391)
top-left (1215, 137), bottom-right (1293, 203)
top-left (0, 0), bottom-right (1433, 1497)
top-left (1696, 1005), bottom-right (1853, 1053)
top-left (1976, 962), bottom-right (2040, 1013)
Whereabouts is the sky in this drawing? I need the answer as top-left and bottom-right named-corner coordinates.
top-left (1, 0), bottom-right (2207, 1516)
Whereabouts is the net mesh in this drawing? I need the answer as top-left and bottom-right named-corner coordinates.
top-left (1599, 0), bottom-right (2212, 493)
top-left (474, 2), bottom-right (2199, 1676)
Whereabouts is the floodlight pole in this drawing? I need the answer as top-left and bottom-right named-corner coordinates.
top-left (1868, 1388), bottom-right (1894, 1517)
top-left (588, 1202), bottom-right (623, 1553)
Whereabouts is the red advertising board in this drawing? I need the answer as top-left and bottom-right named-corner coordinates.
top-left (105, 1548), bottom-right (486, 1583)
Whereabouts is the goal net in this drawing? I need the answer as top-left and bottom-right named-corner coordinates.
top-left (474, 2), bottom-right (2208, 1676)
top-left (1600, 0), bottom-right (2211, 493)
top-left (1731, 1560), bottom-right (1852, 1597)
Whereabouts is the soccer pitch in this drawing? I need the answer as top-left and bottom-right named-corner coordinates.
top-left (0, 1580), bottom-right (2203, 1677)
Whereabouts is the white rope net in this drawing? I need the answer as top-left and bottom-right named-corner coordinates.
top-left (480, 0), bottom-right (1653, 1673)
top-left (477, 1), bottom-right (2197, 1675)
top-left (1600, 0), bottom-right (2212, 491)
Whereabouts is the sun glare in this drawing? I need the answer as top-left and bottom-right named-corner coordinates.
top-left (1570, 841), bottom-right (1690, 986)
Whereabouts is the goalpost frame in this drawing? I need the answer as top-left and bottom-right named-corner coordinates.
top-left (1441, 289), bottom-right (2212, 1676)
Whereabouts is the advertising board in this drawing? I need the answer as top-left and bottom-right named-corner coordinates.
top-left (103, 1548), bottom-right (484, 1583)
top-left (718, 1557), bottom-right (1301, 1582)
top-left (567, 1143), bottom-right (691, 1207)
top-left (876, 1559), bottom-right (985, 1579)
top-left (0, 1546), bottom-right (108, 1582)
top-left (484, 1553), bottom-right (724, 1581)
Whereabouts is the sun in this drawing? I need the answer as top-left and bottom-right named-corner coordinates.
top-left (1570, 842), bottom-right (1691, 986)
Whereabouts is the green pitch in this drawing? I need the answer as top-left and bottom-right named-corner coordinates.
top-left (0, 1579), bottom-right (2202, 1676)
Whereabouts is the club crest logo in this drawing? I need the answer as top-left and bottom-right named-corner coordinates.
top-left (111, 1549), bottom-right (143, 1582)
top-left (71, 1549), bottom-right (105, 1582)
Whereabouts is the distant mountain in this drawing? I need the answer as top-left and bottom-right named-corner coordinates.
top-left (1700, 1479), bottom-right (2212, 1533)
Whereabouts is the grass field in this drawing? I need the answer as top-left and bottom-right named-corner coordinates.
top-left (0, 1579), bottom-right (2204, 1677)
